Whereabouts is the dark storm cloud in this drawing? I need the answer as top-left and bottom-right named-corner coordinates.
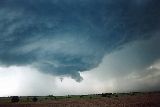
top-left (0, 0), bottom-right (160, 81)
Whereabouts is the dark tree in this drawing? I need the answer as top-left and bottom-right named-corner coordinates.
top-left (102, 93), bottom-right (107, 97)
top-left (101, 93), bottom-right (112, 98)
top-left (27, 97), bottom-right (30, 101)
top-left (11, 96), bottom-right (19, 103)
top-left (54, 96), bottom-right (57, 100)
top-left (32, 97), bottom-right (38, 102)
top-left (80, 95), bottom-right (83, 98)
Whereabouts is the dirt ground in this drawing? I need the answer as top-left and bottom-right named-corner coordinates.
top-left (0, 92), bottom-right (160, 107)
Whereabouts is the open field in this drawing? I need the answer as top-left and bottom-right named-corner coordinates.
top-left (0, 92), bottom-right (160, 107)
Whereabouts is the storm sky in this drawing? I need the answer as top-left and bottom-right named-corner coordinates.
top-left (0, 0), bottom-right (160, 96)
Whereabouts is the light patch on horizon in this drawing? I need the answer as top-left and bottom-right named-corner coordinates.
top-left (0, 67), bottom-right (19, 96)
top-left (0, 66), bottom-right (57, 96)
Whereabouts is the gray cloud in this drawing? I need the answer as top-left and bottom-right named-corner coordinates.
top-left (0, 0), bottom-right (160, 81)
top-left (90, 36), bottom-right (160, 92)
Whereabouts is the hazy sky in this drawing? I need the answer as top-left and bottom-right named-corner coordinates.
top-left (0, 0), bottom-right (160, 96)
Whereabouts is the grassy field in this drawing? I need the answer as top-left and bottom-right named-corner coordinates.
top-left (0, 92), bottom-right (160, 107)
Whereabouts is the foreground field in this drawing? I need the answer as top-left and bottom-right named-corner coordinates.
top-left (0, 92), bottom-right (160, 107)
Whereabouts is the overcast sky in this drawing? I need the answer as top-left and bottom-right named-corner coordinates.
top-left (0, 0), bottom-right (160, 96)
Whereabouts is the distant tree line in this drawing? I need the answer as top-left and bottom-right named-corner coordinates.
top-left (11, 96), bottom-right (38, 103)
